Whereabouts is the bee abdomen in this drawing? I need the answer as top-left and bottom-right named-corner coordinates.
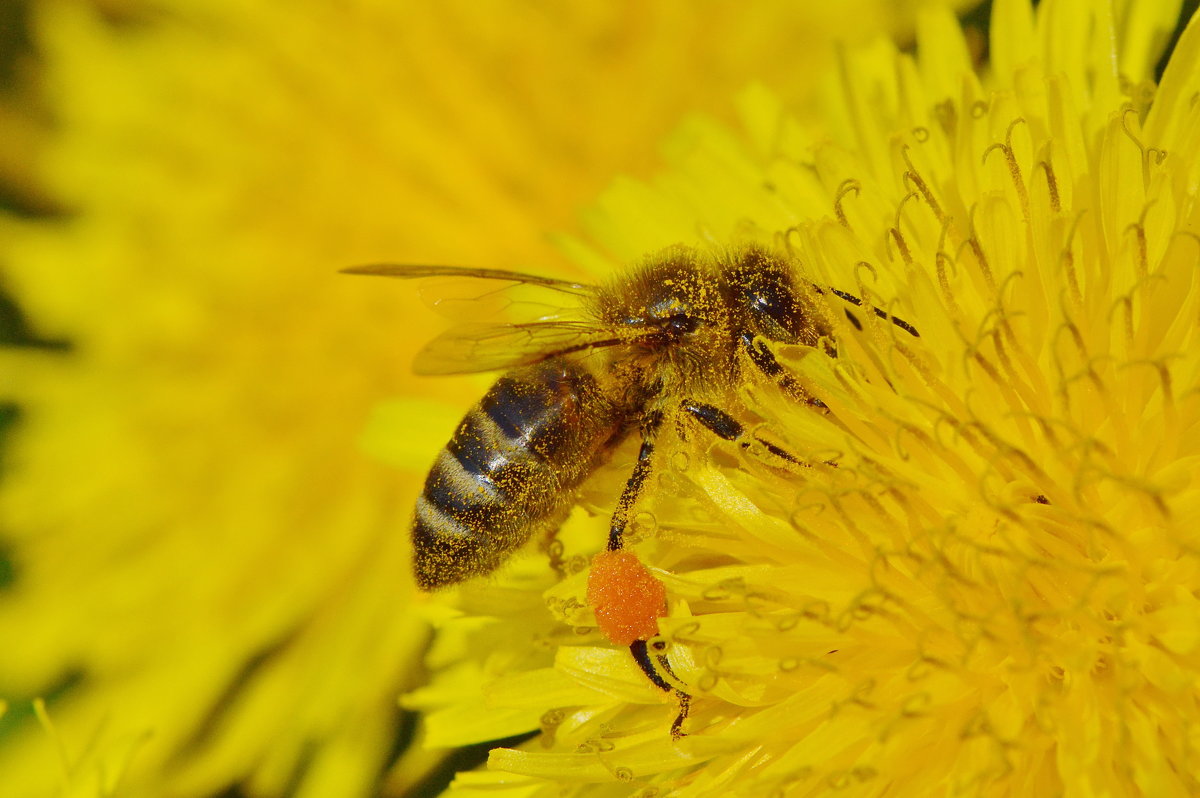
top-left (413, 363), bottom-right (623, 590)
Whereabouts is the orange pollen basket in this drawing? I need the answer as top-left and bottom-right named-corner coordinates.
top-left (586, 550), bottom-right (668, 646)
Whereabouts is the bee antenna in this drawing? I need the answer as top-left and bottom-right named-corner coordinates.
top-left (825, 286), bottom-right (920, 338)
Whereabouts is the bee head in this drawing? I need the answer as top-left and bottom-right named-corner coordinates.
top-left (727, 246), bottom-right (827, 346)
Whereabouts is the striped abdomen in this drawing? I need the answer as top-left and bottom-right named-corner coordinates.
top-left (413, 360), bottom-right (627, 590)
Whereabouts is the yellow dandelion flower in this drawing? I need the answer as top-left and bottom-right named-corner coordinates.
top-left (389, 1), bottom-right (1200, 795)
top-left (0, 1), bottom-right (952, 796)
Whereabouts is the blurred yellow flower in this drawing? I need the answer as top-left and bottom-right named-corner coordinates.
top-left (391, 0), bottom-right (1200, 795)
top-left (0, 1), bottom-right (960, 796)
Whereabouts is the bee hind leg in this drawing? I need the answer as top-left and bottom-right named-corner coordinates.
top-left (630, 638), bottom-right (691, 739)
top-left (607, 410), bottom-right (663, 552)
top-left (602, 412), bottom-right (692, 736)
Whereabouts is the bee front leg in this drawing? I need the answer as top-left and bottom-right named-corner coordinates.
top-left (681, 400), bottom-right (812, 469)
top-left (741, 333), bottom-right (827, 409)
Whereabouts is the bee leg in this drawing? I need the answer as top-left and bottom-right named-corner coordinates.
top-left (681, 401), bottom-right (809, 468)
top-left (603, 411), bottom-right (692, 735)
top-left (740, 333), bottom-right (827, 409)
top-left (671, 692), bottom-right (692, 740)
top-left (606, 410), bottom-right (663, 552)
top-left (630, 638), bottom-right (692, 739)
top-left (629, 638), bottom-right (673, 691)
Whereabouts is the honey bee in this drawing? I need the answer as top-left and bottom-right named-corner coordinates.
top-left (345, 245), bottom-right (918, 735)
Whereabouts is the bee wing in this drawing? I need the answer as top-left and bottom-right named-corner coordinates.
top-left (342, 263), bottom-right (594, 323)
top-left (413, 321), bottom-right (623, 376)
top-left (342, 263), bottom-right (621, 375)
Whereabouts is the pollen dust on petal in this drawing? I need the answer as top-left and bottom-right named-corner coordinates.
top-left (586, 550), bottom-right (667, 646)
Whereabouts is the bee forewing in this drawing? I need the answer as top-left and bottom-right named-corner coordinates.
top-left (417, 276), bottom-right (584, 324)
top-left (412, 321), bottom-right (623, 376)
top-left (342, 263), bottom-right (594, 323)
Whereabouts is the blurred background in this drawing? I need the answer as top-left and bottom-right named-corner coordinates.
top-left (0, 1), bottom-right (1191, 796)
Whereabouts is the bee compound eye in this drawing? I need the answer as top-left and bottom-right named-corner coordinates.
top-left (734, 264), bottom-right (803, 342)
